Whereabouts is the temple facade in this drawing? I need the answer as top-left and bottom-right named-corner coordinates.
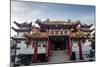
top-left (11, 19), bottom-right (95, 66)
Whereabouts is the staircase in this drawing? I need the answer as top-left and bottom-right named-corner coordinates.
top-left (48, 50), bottom-right (69, 63)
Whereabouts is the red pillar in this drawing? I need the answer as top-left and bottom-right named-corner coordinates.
top-left (78, 39), bottom-right (83, 60)
top-left (46, 39), bottom-right (49, 62)
top-left (67, 41), bottom-right (69, 55)
top-left (48, 40), bottom-right (51, 56)
top-left (67, 37), bottom-right (70, 55)
top-left (46, 43), bottom-right (49, 62)
top-left (33, 41), bottom-right (38, 63)
top-left (70, 39), bottom-right (72, 60)
top-left (67, 36), bottom-right (72, 60)
top-left (69, 38), bottom-right (72, 60)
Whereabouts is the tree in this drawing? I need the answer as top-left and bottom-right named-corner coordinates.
top-left (68, 19), bottom-right (71, 23)
top-left (35, 19), bottom-right (41, 24)
top-left (46, 18), bottom-right (50, 22)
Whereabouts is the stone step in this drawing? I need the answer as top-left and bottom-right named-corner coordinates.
top-left (48, 50), bottom-right (69, 63)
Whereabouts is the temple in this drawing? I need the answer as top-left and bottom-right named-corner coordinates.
top-left (11, 19), bottom-right (95, 66)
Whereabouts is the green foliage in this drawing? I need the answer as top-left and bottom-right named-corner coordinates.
top-left (68, 19), bottom-right (71, 23)
top-left (35, 19), bottom-right (41, 24)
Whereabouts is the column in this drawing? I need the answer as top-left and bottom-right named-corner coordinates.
top-left (48, 40), bottom-right (50, 56)
top-left (14, 41), bottom-right (17, 65)
top-left (32, 41), bottom-right (34, 63)
top-left (70, 39), bottom-right (72, 60)
top-left (33, 40), bottom-right (38, 63)
top-left (78, 39), bottom-right (83, 60)
top-left (67, 36), bottom-right (72, 60)
top-left (46, 39), bottom-right (49, 62)
top-left (67, 42), bottom-right (69, 55)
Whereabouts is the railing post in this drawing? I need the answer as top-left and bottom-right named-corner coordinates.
top-left (33, 41), bottom-right (38, 63)
top-left (46, 38), bottom-right (49, 62)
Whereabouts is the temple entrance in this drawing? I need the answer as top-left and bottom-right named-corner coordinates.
top-left (49, 36), bottom-right (67, 50)
top-left (48, 36), bottom-right (69, 63)
top-left (52, 41), bottom-right (66, 50)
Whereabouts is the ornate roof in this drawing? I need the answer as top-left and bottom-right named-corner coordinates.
top-left (80, 24), bottom-right (93, 28)
top-left (24, 31), bottom-right (48, 38)
top-left (14, 21), bottom-right (32, 28)
top-left (44, 21), bottom-right (80, 25)
top-left (80, 28), bottom-right (94, 32)
top-left (40, 20), bottom-right (80, 25)
top-left (70, 31), bottom-right (92, 39)
top-left (35, 19), bottom-right (81, 30)
top-left (34, 19), bottom-right (80, 25)
top-left (12, 27), bottom-right (31, 32)
top-left (11, 37), bottom-right (25, 40)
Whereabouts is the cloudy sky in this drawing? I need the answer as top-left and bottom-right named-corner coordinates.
top-left (11, 1), bottom-right (95, 36)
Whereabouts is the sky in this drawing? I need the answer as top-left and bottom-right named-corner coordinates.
top-left (11, 1), bottom-right (95, 36)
